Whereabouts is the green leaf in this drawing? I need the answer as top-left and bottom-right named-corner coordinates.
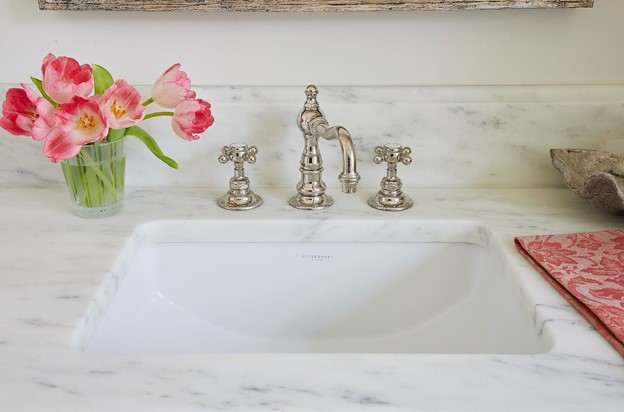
top-left (92, 64), bottom-right (114, 94)
top-left (107, 127), bottom-right (126, 142)
top-left (124, 125), bottom-right (179, 169)
top-left (30, 76), bottom-right (57, 107)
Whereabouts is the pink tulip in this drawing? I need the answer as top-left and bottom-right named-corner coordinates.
top-left (171, 99), bottom-right (214, 141)
top-left (151, 63), bottom-right (196, 109)
top-left (98, 79), bottom-right (146, 129)
top-left (41, 53), bottom-right (93, 104)
top-left (0, 87), bottom-right (40, 136)
top-left (0, 85), bottom-right (55, 141)
top-left (43, 96), bottom-right (109, 162)
top-left (23, 84), bottom-right (57, 142)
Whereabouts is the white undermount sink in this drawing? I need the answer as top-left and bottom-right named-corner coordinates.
top-left (80, 220), bottom-right (549, 355)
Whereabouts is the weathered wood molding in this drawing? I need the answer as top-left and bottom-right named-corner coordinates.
top-left (38, 0), bottom-right (595, 12)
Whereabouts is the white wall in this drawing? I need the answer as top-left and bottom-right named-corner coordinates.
top-left (1, 0), bottom-right (623, 86)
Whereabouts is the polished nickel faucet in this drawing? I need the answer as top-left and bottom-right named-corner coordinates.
top-left (289, 85), bottom-right (360, 210)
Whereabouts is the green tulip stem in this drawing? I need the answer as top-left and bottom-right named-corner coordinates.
top-left (144, 111), bottom-right (174, 120)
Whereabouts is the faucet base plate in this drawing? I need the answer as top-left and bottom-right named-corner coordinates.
top-left (289, 194), bottom-right (334, 210)
top-left (368, 192), bottom-right (413, 211)
top-left (218, 192), bottom-right (263, 211)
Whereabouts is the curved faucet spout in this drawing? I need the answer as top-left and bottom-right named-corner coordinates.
top-left (289, 85), bottom-right (361, 210)
top-left (313, 124), bottom-right (360, 194)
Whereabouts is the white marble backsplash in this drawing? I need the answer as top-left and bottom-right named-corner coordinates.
top-left (1, 84), bottom-right (623, 189)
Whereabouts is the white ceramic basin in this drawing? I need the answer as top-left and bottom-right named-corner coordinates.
top-left (81, 220), bottom-right (548, 354)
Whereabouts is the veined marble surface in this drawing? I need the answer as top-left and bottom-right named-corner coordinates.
top-left (0, 186), bottom-right (623, 411)
top-left (1, 84), bottom-right (624, 189)
top-left (1, 84), bottom-right (624, 410)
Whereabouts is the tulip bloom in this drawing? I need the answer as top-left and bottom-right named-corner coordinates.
top-left (41, 53), bottom-right (93, 104)
top-left (98, 79), bottom-right (146, 129)
top-left (21, 84), bottom-right (56, 142)
top-left (43, 96), bottom-right (109, 162)
top-left (171, 99), bottom-right (214, 141)
top-left (151, 63), bottom-right (196, 109)
top-left (0, 85), bottom-right (55, 141)
top-left (0, 87), bottom-right (40, 136)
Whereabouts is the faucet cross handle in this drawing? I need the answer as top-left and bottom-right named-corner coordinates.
top-left (368, 143), bottom-right (413, 211)
top-left (218, 142), bottom-right (258, 165)
top-left (373, 143), bottom-right (412, 166)
top-left (217, 143), bottom-right (263, 211)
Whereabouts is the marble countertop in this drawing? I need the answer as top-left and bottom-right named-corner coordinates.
top-left (1, 186), bottom-right (623, 411)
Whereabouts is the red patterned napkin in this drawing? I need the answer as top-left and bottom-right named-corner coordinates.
top-left (514, 230), bottom-right (624, 357)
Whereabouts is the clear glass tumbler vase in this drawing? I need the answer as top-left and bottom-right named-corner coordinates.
top-left (61, 138), bottom-right (126, 218)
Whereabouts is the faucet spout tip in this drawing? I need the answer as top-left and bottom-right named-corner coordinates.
top-left (339, 172), bottom-right (360, 194)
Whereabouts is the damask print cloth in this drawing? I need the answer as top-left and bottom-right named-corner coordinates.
top-left (514, 230), bottom-right (624, 357)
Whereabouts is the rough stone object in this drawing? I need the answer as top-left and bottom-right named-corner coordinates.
top-left (551, 148), bottom-right (624, 215)
top-left (38, 0), bottom-right (594, 12)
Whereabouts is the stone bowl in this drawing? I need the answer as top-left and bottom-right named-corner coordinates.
top-left (551, 148), bottom-right (624, 215)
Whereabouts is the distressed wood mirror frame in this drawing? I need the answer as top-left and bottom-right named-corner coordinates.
top-left (38, 1), bottom-right (594, 12)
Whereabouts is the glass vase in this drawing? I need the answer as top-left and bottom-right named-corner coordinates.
top-left (61, 138), bottom-right (126, 218)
